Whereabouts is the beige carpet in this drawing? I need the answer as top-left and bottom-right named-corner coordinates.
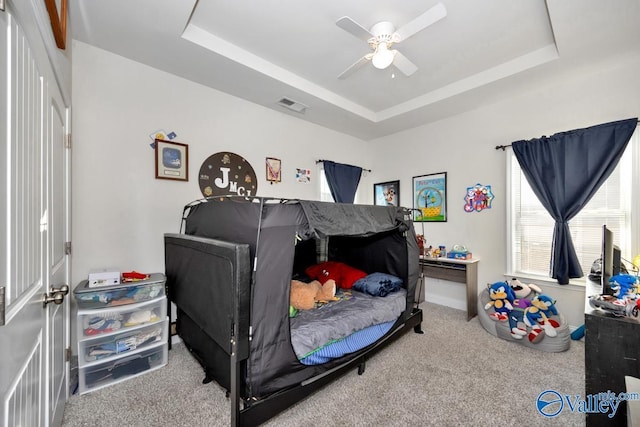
top-left (62, 303), bottom-right (585, 426)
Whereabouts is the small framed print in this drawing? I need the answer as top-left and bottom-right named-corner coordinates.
top-left (266, 157), bottom-right (281, 183)
top-left (155, 139), bottom-right (188, 181)
top-left (374, 180), bottom-right (400, 206)
top-left (413, 172), bottom-right (447, 222)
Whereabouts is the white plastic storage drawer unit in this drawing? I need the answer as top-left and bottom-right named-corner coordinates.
top-left (78, 342), bottom-right (167, 395)
top-left (73, 272), bottom-right (168, 394)
top-left (73, 273), bottom-right (165, 310)
top-left (77, 295), bottom-right (167, 339)
top-left (78, 318), bottom-right (168, 366)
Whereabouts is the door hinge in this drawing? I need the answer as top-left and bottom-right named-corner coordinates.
top-left (65, 133), bottom-right (71, 149)
top-left (0, 287), bottom-right (5, 326)
top-left (64, 241), bottom-right (71, 255)
top-left (65, 347), bottom-right (71, 362)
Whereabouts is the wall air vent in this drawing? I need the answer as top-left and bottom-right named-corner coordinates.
top-left (277, 97), bottom-right (308, 114)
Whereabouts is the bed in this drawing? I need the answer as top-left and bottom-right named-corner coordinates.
top-left (164, 197), bottom-right (423, 426)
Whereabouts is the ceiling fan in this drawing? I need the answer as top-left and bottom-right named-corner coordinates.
top-left (336, 3), bottom-right (447, 79)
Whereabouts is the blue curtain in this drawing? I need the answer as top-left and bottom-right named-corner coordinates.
top-left (323, 161), bottom-right (363, 203)
top-left (512, 117), bottom-right (637, 284)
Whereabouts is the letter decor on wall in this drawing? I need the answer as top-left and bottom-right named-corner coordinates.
top-left (199, 152), bottom-right (258, 198)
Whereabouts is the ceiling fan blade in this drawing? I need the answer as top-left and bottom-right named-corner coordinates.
top-left (337, 55), bottom-right (370, 80)
top-left (395, 2), bottom-right (447, 41)
top-left (336, 16), bottom-right (373, 42)
top-left (393, 51), bottom-right (418, 76)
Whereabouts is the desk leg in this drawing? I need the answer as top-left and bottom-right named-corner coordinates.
top-left (466, 263), bottom-right (478, 321)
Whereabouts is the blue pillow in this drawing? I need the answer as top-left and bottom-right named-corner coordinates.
top-left (352, 273), bottom-right (403, 297)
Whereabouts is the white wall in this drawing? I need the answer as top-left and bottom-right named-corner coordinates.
top-left (369, 54), bottom-right (640, 328)
top-left (71, 40), bottom-right (371, 288)
top-left (72, 39), bottom-right (640, 330)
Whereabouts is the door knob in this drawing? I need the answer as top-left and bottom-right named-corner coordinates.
top-left (42, 292), bottom-right (64, 307)
top-left (42, 284), bottom-right (69, 307)
top-left (50, 284), bottom-right (69, 295)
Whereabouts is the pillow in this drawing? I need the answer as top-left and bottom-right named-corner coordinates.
top-left (352, 273), bottom-right (403, 297)
top-left (304, 261), bottom-right (367, 289)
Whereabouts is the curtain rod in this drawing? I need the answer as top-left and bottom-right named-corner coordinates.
top-left (495, 119), bottom-right (639, 151)
top-left (315, 159), bottom-right (372, 173)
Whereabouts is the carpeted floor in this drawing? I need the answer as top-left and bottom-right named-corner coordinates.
top-left (62, 303), bottom-right (585, 426)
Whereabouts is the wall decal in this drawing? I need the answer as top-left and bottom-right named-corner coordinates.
top-left (464, 183), bottom-right (494, 212)
top-left (199, 152), bottom-right (257, 197)
top-left (296, 168), bottom-right (311, 183)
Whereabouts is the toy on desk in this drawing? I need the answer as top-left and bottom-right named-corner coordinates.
top-left (610, 274), bottom-right (639, 304)
top-left (447, 244), bottom-right (472, 260)
top-left (416, 234), bottom-right (426, 256)
top-left (122, 271), bottom-right (151, 282)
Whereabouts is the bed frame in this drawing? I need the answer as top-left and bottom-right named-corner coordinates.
top-left (164, 197), bottom-right (423, 426)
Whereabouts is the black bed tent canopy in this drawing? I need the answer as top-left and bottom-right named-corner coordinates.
top-left (172, 196), bottom-right (420, 394)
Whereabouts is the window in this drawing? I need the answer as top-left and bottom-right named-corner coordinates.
top-left (319, 169), bottom-right (333, 202)
top-left (507, 126), bottom-right (639, 281)
top-left (318, 167), bottom-right (362, 203)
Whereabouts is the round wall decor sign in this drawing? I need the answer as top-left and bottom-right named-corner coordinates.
top-left (198, 152), bottom-right (258, 198)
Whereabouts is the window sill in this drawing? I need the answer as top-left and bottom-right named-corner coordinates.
top-left (503, 272), bottom-right (586, 292)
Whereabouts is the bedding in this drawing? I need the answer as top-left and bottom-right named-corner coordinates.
top-left (305, 261), bottom-right (368, 289)
top-left (299, 321), bottom-right (395, 365)
top-left (352, 272), bottom-right (403, 297)
top-left (290, 288), bottom-right (406, 360)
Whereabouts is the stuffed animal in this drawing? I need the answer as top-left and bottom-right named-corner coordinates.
top-left (484, 282), bottom-right (515, 321)
top-left (305, 262), bottom-right (367, 289)
top-left (290, 279), bottom-right (337, 310)
top-left (523, 294), bottom-right (559, 343)
top-left (504, 279), bottom-right (538, 339)
top-left (610, 274), bottom-right (638, 304)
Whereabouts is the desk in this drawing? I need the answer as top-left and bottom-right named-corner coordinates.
top-left (585, 279), bottom-right (640, 426)
top-left (419, 257), bottom-right (479, 321)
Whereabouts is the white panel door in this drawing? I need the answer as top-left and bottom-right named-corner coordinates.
top-left (44, 66), bottom-right (70, 427)
top-left (0, 3), bottom-right (70, 426)
top-left (0, 10), bottom-right (47, 427)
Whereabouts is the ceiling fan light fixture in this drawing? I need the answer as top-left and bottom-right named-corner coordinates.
top-left (371, 43), bottom-right (394, 69)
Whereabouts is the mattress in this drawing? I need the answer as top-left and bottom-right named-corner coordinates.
top-left (299, 321), bottom-right (395, 365)
top-left (290, 288), bottom-right (406, 360)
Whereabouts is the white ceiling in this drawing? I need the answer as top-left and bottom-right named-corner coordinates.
top-left (69, 0), bottom-right (640, 140)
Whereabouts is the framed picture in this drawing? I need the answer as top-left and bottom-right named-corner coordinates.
top-left (266, 157), bottom-right (282, 183)
top-left (412, 172), bottom-right (447, 222)
top-left (155, 139), bottom-right (189, 181)
top-left (373, 180), bottom-right (400, 206)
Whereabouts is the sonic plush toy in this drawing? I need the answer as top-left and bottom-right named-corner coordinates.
top-left (484, 282), bottom-right (515, 321)
top-left (506, 279), bottom-right (542, 339)
top-left (523, 294), bottom-right (559, 343)
top-left (610, 274), bottom-right (639, 305)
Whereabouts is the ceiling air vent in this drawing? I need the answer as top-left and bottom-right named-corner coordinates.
top-left (277, 97), bottom-right (308, 114)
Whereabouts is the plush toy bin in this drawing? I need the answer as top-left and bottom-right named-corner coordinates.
top-left (77, 318), bottom-right (168, 366)
top-left (77, 295), bottom-right (167, 339)
top-left (478, 290), bottom-right (570, 352)
top-left (74, 273), bottom-right (165, 309)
